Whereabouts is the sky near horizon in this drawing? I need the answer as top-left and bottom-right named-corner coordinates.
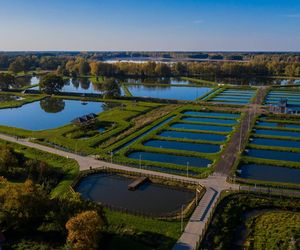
top-left (0, 0), bottom-right (300, 51)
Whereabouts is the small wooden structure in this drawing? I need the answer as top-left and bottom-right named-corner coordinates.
top-left (128, 177), bottom-right (149, 191)
top-left (71, 113), bottom-right (97, 126)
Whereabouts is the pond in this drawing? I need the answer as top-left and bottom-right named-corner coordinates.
top-left (209, 98), bottom-right (251, 103)
top-left (143, 139), bottom-right (220, 153)
top-left (127, 151), bottom-right (212, 168)
top-left (181, 117), bottom-right (237, 125)
top-left (30, 78), bottom-right (123, 95)
top-left (255, 129), bottom-right (300, 138)
top-left (256, 121), bottom-right (300, 130)
top-left (182, 111), bottom-right (239, 118)
top-left (0, 98), bottom-right (111, 131)
top-left (239, 163), bottom-right (300, 184)
top-left (245, 148), bottom-right (300, 162)
top-left (118, 77), bottom-right (198, 85)
top-left (126, 85), bottom-right (212, 100)
top-left (250, 137), bottom-right (300, 148)
top-left (158, 130), bottom-right (227, 142)
top-left (170, 123), bottom-right (232, 132)
top-left (76, 173), bottom-right (194, 216)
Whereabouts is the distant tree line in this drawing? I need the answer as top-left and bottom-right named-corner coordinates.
top-left (0, 53), bottom-right (299, 77)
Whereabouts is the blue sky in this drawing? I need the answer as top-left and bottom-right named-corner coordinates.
top-left (0, 0), bottom-right (300, 51)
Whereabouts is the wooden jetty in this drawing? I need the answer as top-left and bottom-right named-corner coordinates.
top-left (128, 177), bottom-right (149, 191)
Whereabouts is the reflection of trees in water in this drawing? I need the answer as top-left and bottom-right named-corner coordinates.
top-left (71, 78), bottom-right (80, 88)
top-left (70, 77), bottom-right (91, 90)
top-left (40, 98), bottom-right (65, 113)
top-left (79, 78), bottom-right (90, 90)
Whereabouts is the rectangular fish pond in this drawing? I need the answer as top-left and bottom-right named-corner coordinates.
top-left (125, 85), bottom-right (213, 101)
top-left (75, 172), bottom-right (196, 216)
top-left (116, 110), bottom-right (239, 175)
top-left (237, 114), bottom-right (300, 185)
top-left (206, 88), bottom-right (256, 105)
top-left (0, 97), bottom-right (113, 131)
top-left (238, 163), bottom-right (300, 184)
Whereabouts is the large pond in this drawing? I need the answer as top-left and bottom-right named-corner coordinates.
top-left (255, 129), bottom-right (300, 138)
top-left (126, 85), bottom-right (212, 100)
top-left (128, 151), bottom-right (212, 168)
top-left (250, 137), bottom-right (300, 148)
top-left (143, 139), bottom-right (220, 153)
top-left (239, 163), bottom-right (300, 184)
top-left (182, 111), bottom-right (240, 118)
top-left (181, 117), bottom-right (237, 125)
top-left (76, 173), bottom-right (194, 216)
top-left (158, 130), bottom-right (227, 142)
top-left (246, 149), bottom-right (300, 162)
top-left (118, 77), bottom-right (198, 85)
top-left (170, 123), bottom-right (232, 132)
top-left (0, 98), bottom-right (111, 130)
top-left (256, 121), bottom-right (300, 129)
top-left (30, 78), bottom-right (123, 95)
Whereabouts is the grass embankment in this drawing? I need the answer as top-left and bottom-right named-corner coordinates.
top-left (201, 192), bottom-right (300, 250)
top-left (0, 92), bottom-right (45, 109)
top-left (0, 139), bottom-right (79, 197)
top-left (104, 209), bottom-right (182, 250)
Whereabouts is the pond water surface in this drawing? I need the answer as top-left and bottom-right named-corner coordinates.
top-left (128, 151), bottom-right (212, 168)
top-left (246, 148), bottom-right (300, 162)
top-left (143, 139), bottom-right (220, 153)
top-left (181, 117), bottom-right (237, 125)
top-left (158, 130), bottom-right (226, 141)
top-left (76, 173), bottom-right (194, 215)
top-left (170, 123), bottom-right (232, 132)
top-left (126, 85), bottom-right (212, 100)
top-left (182, 111), bottom-right (239, 118)
top-left (239, 163), bottom-right (300, 184)
top-left (250, 137), bottom-right (300, 148)
top-left (0, 98), bottom-right (109, 130)
top-left (255, 129), bottom-right (300, 138)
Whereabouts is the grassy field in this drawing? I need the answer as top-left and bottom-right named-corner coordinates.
top-left (245, 211), bottom-right (300, 250)
top-left (0, 92), bottom-right (45, 109)
top-left (103, 209), bottom-right (183, 250)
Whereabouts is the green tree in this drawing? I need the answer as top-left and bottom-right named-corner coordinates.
top-left (78, 60), bottom-right (91, 76)
top-left (0, 179), bottom-right (48, 231)
top-left (39, 74), bottom-right (64, 94)
top-left (0, 145), bottom-right (19, 173)
top-left (8, 60), bottom-right (23, 74)
top-left (66, 210), bottom-right (104, 250)
top-left (0, 73), bottom-right (15, 89)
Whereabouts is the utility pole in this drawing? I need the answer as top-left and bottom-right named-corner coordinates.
top-left (181, 205), bottom-right (184, 232)
top-left (139, 154), bottom-right (142, 169)
top-left (186, 161), bottom-right (189, 178)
